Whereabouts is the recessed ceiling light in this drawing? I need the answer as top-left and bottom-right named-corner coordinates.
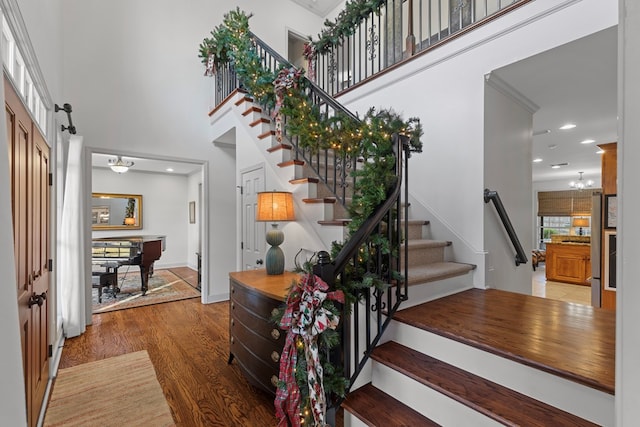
top-left (550, 162), bottom-right (569, 169)
top-left (580, 139), bottom-right (595, 144)
top-left (533, 158), bottom-right (543, 163)
top-left (166, 168), bottom-right (174, 172)
top-left (533, 129), bottom-right (551, 136)
top-left (559, 123), bottom-right (576, 130)
top-left (597, 149), bottom-right (605, 154)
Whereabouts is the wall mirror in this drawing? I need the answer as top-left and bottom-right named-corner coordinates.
top-left (92, 193), bottom-right (142, 230)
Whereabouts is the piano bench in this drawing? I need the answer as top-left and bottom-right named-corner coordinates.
top-left (92, 271), bottom-right (118, 303)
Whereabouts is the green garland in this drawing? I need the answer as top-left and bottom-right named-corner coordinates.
top-left (312, 0), bottom-right (387, 55)
top-left (199, 8), bottom-right (423, 422)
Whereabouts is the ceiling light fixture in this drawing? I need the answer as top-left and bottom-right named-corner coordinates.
top-left (533, 158), bottom-right (543, 163)
top-left (569, 171), bottom-right (594, 191)
top-left (108, 156), bottom-right (134, 174)
top-left (559, 123), bottom-right (576, 130)
top-left (166, 168), bottom-right (174, 172)
top-left (550, 162), bottom-right (568, 169)
top-left (580, 139), bottom-right (595, 144)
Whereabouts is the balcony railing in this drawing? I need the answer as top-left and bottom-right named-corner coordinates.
top-left (311, 0), bottom-right (531, 96)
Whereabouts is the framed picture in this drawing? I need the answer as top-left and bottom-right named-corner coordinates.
top-left (604, 194), bottom-right (617, 229)
top-left (604, 230), bottom-right (617, 291)
top-left (189, 201), bottom-right (196, 224)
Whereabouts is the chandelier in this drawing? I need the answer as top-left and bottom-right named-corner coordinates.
top-left (569, 171), bottom-right (594, 191)
top-left (108, 156), bottom-right (134, 173)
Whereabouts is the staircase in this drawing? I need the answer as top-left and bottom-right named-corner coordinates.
top-left (230, 90), bottom-right (475, 299)
top-left (211, 71), bottom-right (616, 427)
top-left (342, 289), bottom-right (616, 426)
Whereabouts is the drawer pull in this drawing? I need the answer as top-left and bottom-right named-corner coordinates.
top-left (271, 375), bottom-right (279, 387)
top-left (231, 285), bottom-right (234, 293)
top-left (271, 308), bottom-right (279, 317)
top-left (270, 329), bottom-right (281, 340)
top-left (230, 336), bottom-right (234, 344)
top-left (231, 302), bottom-right (235, 310)
top-left (271, 351), bottom-right (280, 363)
top-left (231, 319), bottom-right (234, 326)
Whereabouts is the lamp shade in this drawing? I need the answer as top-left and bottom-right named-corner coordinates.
top-left (256, 191), bottom-right (295, 222)
top-left (572, 217), bottom-right (590, 228)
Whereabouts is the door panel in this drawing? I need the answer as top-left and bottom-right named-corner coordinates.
top-left (5, 77), bottom-right (50, 427)
top-left (241, 167), bottom-right (265, 270)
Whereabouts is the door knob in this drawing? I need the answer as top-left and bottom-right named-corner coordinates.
top-left (256, 259), bottom-right (263, 265)
top-left (28, 292), bottom-right (46, 308)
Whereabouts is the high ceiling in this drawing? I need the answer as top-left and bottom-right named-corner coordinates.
top-left (493, 26), bottom-right (617, 188)
top-left (289, 0), bottom-right (343, 17)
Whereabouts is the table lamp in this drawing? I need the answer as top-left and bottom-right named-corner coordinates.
top-left (572, 217), bottom-right (589, 236)
top-left (256, 191), bottom-right (296, 275)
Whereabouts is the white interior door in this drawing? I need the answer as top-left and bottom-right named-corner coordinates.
top-left (241, 166), bottom-right (265, 270)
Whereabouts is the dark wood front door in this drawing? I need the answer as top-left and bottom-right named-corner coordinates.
top-left (5, 77), bottom-right (50, 427)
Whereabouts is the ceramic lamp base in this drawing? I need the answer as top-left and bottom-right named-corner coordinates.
top-left (265, 224), bottom-right (285, 275)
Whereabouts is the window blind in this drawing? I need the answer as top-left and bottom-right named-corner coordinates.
top-left (537, 189), bottom-right (601, 217)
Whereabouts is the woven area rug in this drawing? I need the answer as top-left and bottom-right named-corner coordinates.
top-left (44, 350), bottom-right (174, 426)
top-left (92, 268), bottom-right (199, 314)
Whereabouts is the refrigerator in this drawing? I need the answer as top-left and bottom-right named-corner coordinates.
top-left (591, 192), bottom-right (602, 307)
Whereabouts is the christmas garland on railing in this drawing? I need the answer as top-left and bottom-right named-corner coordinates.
top-left (199, 8), bottom-right (422, 426)
top-left (312, 0), bottom-right (386, 55)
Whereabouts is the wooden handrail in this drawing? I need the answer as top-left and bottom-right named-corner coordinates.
top-left (484, 188), bottom-right (528, 266)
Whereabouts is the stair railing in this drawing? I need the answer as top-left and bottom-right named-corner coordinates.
top-left (310, 0), bottom-right (532, 96)
top-left (484, 188), bottom-right (528, 266)
top-left (251, 33), bottom-right (359, 208)
top-left (215, 32), bottom-right (412, 422)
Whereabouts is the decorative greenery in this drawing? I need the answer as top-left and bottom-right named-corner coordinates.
top-left (311, 0), bottom-right (387, 55)
top-left (199, 8), bottom-right (423, 425)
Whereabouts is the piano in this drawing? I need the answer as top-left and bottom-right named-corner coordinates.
top-left (92, 235), bottom-right (166, 295)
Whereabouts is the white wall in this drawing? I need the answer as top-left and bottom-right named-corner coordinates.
top-left (92, 168), bottom-right (189, 268)
top-left (483, 79), bottom-right (533, 294)
top-left (59, 0), bottom-right (324, 302)
top-left (334, 0), bottom-right (617, 288)
top-left (186, 170), bottom-right (203, 270)
top-left (618, 0), bottom-right (640, 422)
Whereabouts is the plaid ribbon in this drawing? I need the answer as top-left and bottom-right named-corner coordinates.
top-left (303, 43), bottom-right (316, 83)
top-left (275, 274), bottom-right (344, 427)
top-left (272, 67), bottom-right (303, 143)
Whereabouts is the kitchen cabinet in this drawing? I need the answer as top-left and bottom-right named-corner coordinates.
top-left (545, 243), bottom-right (591, 286)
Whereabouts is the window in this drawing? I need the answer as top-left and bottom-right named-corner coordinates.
top-left (1, 10), bottom-right (48, 134)
top-left (537, 216), bottom-right (591, 250)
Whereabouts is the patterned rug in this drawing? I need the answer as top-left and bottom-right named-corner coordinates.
top-left (92, 268), bottom-right (200, 314)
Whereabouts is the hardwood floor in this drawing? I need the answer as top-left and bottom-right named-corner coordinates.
top-left (57, 298), bottom-right (277, 426)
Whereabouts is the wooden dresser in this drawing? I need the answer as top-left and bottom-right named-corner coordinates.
top-left (228, 270), bottom-right (299, 395)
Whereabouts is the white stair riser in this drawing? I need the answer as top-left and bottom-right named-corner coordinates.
top-left (384, 321), bottom-right (614, 426)
top-left (372, 362), bottom-right (502, 427)
top-left (391, 274), bottom-right (474, 310)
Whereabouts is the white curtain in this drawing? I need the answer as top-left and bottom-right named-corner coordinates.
top-left (59, 135), bottom-right (86, 338)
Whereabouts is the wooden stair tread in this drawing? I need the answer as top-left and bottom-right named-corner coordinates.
top-left (289, 177), bottom-right (319, 185)
top-left (392, 289), bottom-right (615, 394)
top-left (249, 117), bottom-right (270, 127)
top-left (372, 341), bottom-right (600, 426)
top-left (242, 105), bottom-right (262, 116)
top-left (342, 383), bottom-right (440, 427)
top-left (318, 219), bottom-right (351, 226)
top-left (406, 262), bottom-right (475, 285)
top-left (266, 144), bottom-right (292, 153)
top-left (257, 130), bottom-right (276, 139)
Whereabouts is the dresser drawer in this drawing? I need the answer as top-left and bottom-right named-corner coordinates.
top-left (230, 280), bottom-right (282, 320)
top-left (230, 334), bottom-right (280, 395)
top-left (230, 297), bottom-right (284, 347)
top-left (231, 314), bottom-right (283, 365)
